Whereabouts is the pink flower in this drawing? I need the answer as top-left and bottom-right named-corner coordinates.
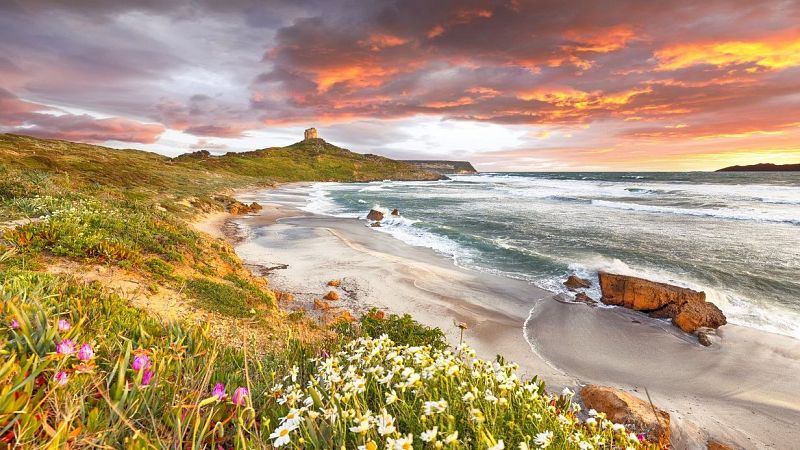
top-left (232, 387), bottom-right (249, 406)
top-left (56, 339), bottom-right (76, 356)
top-left (77, 343), bottom-right (94, 361)
top-left (212, 383), bottom-right (226, 400)
top-left (141, 370), bottom-right (154, 386)
top-left (637, 433), bottom-right (647, 442)
top-left (57, 319), bottom-right (71, 332)
top-left (9, 319), bottom-right (19, 330)
top-left (53, 371), bottom-right (68, 386)
top-left (131, 355), bottom-right (151, 371)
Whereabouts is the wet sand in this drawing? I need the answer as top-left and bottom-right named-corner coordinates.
top-left (223, 187), bottom-right (800, 449)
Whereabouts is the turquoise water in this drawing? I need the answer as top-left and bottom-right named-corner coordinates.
top-left (293, 172), bottom-right (800, 338)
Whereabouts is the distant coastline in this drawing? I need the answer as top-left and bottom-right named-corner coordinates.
top-left (716, 162), bottom-right (800, 172)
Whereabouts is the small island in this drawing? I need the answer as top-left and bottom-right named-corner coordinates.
top-left (716, 163), bottom-right (800, 172)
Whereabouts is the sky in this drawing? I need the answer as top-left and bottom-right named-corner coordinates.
top-left (1, 0), bottom-right (799, 171)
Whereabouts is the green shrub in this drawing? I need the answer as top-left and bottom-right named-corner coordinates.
top-left (185, 276), bottom-right (274, 317)
top-left (360, 308), bottom-right (447, 350)
top-left (144, 257), bottom-right (174, 279)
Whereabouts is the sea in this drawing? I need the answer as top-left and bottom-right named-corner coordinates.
top-left (283, 172), bottom-right (800, 339)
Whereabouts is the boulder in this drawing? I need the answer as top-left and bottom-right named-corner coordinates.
top-left (391, 208), bottom-right (400, 216)
top-left (327, 279), bottom-right (341, 287)
top-left (598, 272), bottom-right (726, 333)
top-left (367, 209), bottom-right (384, 221)
top-left (573, 292), bottom-right (596, 306)
top-left (323, 290), bottom-right (339, 301)
top-left (697, 331), bottom-right (712, 347)
top-left (581, 384), bottom-right (670, 446)
top-left (249, 202), bottom-right (263, 212)
top-left (370, 222), bottom-right (382, 227)
top-left (564, 275), bottom-right (591, 290)
top-left (707, 440), bottom-right (734, 450)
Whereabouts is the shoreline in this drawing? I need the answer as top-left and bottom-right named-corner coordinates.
top-left (197, 184), bottom-right (800, 449)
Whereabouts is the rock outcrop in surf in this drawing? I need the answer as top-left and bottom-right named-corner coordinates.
top-left (598, 272), bottom-right (726, 333)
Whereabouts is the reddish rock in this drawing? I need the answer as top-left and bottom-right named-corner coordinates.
top-left (323, 290), bottom-right (339, 301)
top-left (697, 331), bottom-right (712, 347)
top-left (707, 440), bottom-right (734, 450)
top-left (598, 272), bottom-right (726, 333)
top-left (391, 208), bottom-right (400, 216)
top-left (370, 222), bottom-right (382, 227)
top-left (327, 279), bottom-right (341, 287)
top-left (573, 292), bottom-right (596, 306)
top-left (581, 384), bottom-right (670, 446)
top-left (249, 202), bottom-right (263, 212)
top-left (367, 209), bottom-right (384, 221)
top-left (564, 275), bottom-right (591, 290)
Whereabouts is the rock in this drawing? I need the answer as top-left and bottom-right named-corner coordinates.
top-left (564, 275), bottom-right (591, 290)
top-left (323, 291), bottom-right (339, 301)
top-left (697, 331), bottom-right (712, 347)
top-left (581, 384), bottom-right (670, 446)
top-left (327, 279), bottom-right (341, 287)
top-left (367, 209), bottom-right (384, 221)
top-left (391, 208), bottom-right (400, 216)
top-left (304, 127), bottom-right (318, 140)
top-left (707, 440), bottom-right (734, 450)
top-left (674, 301), bottom-right (727, 333)
top-left (370, 222), bottom-right (382, 227)
top-left (313, 299), bottom-right (331, 311)
top-left (249, 202), bottom-right (263, 212)
top-left (573, 292), bottom-right (596, 306)
top-left (598, 272), bottom-right (726, 333)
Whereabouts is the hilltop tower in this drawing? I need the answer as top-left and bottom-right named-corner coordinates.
top-left (304, 127), bottom-right (318, 140)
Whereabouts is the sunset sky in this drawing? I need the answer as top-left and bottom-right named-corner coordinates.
top-left (1, 0), bottom-right (799, 171)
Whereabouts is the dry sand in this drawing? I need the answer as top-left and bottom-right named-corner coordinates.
top-left (218, 187), bottom-right (800, 449)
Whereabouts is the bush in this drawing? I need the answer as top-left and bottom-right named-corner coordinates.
top-left (186, 276), bottom-right (273, 318)
top-left (360, 308), bottom-right (447, 350)
top-left (144, 257), bottom-right (174, 279)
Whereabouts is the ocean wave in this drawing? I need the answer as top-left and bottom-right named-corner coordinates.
top-left (591, 199), bottom-right (800, 225)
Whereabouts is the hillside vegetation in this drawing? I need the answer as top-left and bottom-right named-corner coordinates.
top-left (0, 134), bottom-right (648, 449)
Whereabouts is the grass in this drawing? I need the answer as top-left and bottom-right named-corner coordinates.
top-left (185, 277), bottom-right (274, 318)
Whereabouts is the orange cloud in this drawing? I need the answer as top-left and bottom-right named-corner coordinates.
top-left (656, 33), bottom-right (800, 71)
top-left (359, 33), bottom-right (409, 51)
top-left (316, 65), bottom-right (400, 92)
top-left (562, 25), bottom-right (638, 53)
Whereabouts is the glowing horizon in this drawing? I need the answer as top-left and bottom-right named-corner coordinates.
top-left (1, 1), bottom-right (798, 171)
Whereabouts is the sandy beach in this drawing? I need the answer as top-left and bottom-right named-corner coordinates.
top-left (202, 185), bottom-right (800, 449)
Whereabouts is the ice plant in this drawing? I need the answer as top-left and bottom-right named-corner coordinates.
top-left (212, 383), bottom-right (226, 400)
top-left (232, 387), bottom-right (249, 405)
top-left (57, 319), bottom-right (71, 332)
top-left (9, 319), bottom-right (19, 330)
top-left (56, 339), bottom-right (76, 356)
top-left (141, 370), bottom-right (154, 386)
top-left (131, 355), bottom-right (151, 371)
top-left (53, 371), bottom-right (68, 386)
top-left (77, 343), bottom-right (94, 361)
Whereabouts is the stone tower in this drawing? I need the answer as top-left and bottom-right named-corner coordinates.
top-left (304, 127), bottom-right (318, 140)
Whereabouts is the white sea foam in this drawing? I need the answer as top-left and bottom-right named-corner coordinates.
top-left (591, 199), bottom-right (800, 225)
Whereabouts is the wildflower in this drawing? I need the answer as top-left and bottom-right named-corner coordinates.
top-left (534, 430), bottom-right (554, 449)
top-left (269, 422), bottom-right (298, 447)
top-left (141, 370), bottom-right (154, 386)
top-left (77, 343), bottom-right (94, 361)
top-left (131, 355), bottom-right (151, 371)
top-left (462, 391), bottom-right (475, 402)
top-left (470, 408), bottom-right (485, 423)
top-left (212, 383), bottom-right (226, 400)
top-left (349, 416), bottom-right (370, 434)
top-left (420, 426), bottom-right (438, 442)
top-left (393, 434), bottom-right (413, 450)
top-left (232, 387), bottom-right (249, 405)
top-left (9, 319), bottom-right (19, 330)
top-left (57, 319), bottom-right (71, 332)
top-left (444, 431), bottom-right (458, 444)
top-left (484, 390), bottom-right (498, 403)
top-left (281, 409), bottom-right (303, 427)
top-left (612, 423), bottom-right (625, 432)
top-left (56, 339), bottom-right (76, 356)
top-left (385, 389), bottom-right (398, 405)
top-left (53, 371), bottom-right (68, 386)
top-left (423, 399), bottom-right (448, 415)
top-left (488, 441), bottom-right (505, 450)
top-left (377, 409), bottom-right (396, 436)
top-left (561, 387), bottom-right (575, 397)
top-left (519, 443), bottom-right (529, 450)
